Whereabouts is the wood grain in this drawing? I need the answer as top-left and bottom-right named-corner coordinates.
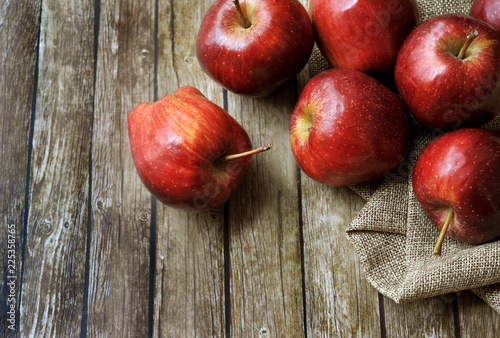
top-left (152, 0), bottom-right (226, 336)
top-left (456, 291), bottom-right (500, 337)
top-left (87, 0), bottom-right (154, 336)
top-left (300, 180), bottom-right (381, 337)
top-left (382, 296), bottom-right (456, 337)
top-left (19, 0), bottom-right (94, 336)
top-left (0, 0), bottom-right (41, 336)
top-left (227, 85), bottom-right (304, 336)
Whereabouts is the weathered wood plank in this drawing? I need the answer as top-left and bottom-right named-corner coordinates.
top-left (87, 0), bottom-right (154, 336)
top-left (153, 209), bottom-right (226, 337)
top-left (0, 0), bottom-right (41, 336)
top-left (382, 296), bottom-right (456, 337)
top-left (227, 85), bottom-right (304, 336)
top-left (152, 0), bottom-right (227, 337)
top-left (456, 291), bottom-right (500, 337)
top-left (19, 0), bottom-right (94, 336)
top-left (300, 181), bottom-right (381, 337)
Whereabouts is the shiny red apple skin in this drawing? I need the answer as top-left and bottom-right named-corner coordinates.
top-left (289, 69), bottom-right (411, 187)
top-left (470, 0), bottom-right (500, 31)
top-left (412, 128), bottom-right (500, 244)
top-left (128, 86), bottom-right (252, 211)
top-left (395, 14), bottom-right (500, 131)
top-left (196, 0), bottom-right (314, 97)
top-left (309, 0), bottom-right (419, 75)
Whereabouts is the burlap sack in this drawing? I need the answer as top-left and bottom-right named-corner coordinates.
top-left (307, 0), bottom-right (500, 314)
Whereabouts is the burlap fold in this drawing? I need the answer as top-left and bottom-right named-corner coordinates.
top-left (307, 0), bottom-right (500, 314)
top-left (347, 116), bottom-right (500, 313)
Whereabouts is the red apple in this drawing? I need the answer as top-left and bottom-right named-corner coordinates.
top-left (196, 0), bottom-right (314, 97)
top-left (395, 14), bottom-right (500, 131)
top-left (470, 0), bottom-right (500, 31)
top-left (412, 128), bottom-right (500, 255)
top-left (128, 86), bottom-right (271, 211)
top-left (309, 0), bottom-right (419, 75)
top-left (289, 69), bottom-right (410, 187)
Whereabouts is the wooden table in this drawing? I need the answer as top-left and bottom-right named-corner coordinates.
top-left (2, 0), bottom-right (499, 336)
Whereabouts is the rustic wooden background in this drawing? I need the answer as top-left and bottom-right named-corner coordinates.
top-left (1, 0), bottom-right (500, 337)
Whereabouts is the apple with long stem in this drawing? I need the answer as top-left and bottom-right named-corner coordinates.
top-left (470, 0), bottom-right (500, 31)
top-left (196, 0), bottom-right (314, 97)
top-left (290, 68), bottom-right (410, 187)
top-left (395, 14), bottom-right (500, 131)
top-left (412, 128), bottom-right (500, 256)
top-left (128, 86), bottom-right (271, 211)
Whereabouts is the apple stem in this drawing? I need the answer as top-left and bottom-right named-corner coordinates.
top-left (222, 144), bottom-right (272, 161)
top-left (457, 30), bottom-right (479, 59)
top-left (233, 0), bottom-right (251, 29)
top-left (433, 209), bottom-right (454, 256)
